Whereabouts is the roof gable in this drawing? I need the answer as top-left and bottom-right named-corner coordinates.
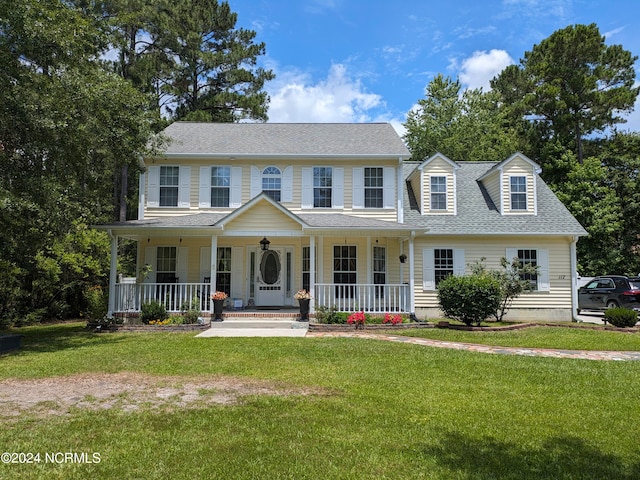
top-left (216, 193), bottom-right (307, 233)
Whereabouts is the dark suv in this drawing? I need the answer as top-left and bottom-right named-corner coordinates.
top-left (577, 275), bottom-right (640, 313)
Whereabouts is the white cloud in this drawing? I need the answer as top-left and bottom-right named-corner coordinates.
top-left (457, 49), bottom-right (514, 90)
top-left (266, 63), bottom-right (384, 123)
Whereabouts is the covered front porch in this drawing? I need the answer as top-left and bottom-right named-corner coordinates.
top-left (102, 194), bottom-right (417, 318)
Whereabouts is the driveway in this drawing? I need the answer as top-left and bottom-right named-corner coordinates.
top-left (575, 311), bottom-right (607, 325)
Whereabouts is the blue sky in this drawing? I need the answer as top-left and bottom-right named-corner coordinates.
top-left (229, 0), bottom-right (640, 135)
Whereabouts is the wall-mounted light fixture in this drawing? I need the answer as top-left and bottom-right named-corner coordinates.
top-left (260, 237), bottom-right (271, 251)
top-left (399, 254), bottom-right (407, 264)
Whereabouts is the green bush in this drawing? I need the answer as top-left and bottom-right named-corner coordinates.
top-left (180, 297), bottom-right (201, 324)
top-left (604, 307), bottom-right (639, 328)
top-left (84, 286), bottom-right (108, 321)
top-left (314, 306), bottom-right (349, 324)
top-left (140, 302), bottom-right (168, 325)
top-left (437, 274), bottom-right (502, 326)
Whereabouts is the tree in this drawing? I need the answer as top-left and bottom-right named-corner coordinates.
top-left (492, 23), bottom-right (639, 163)
top-left (160, 0), bottom-right (275, 122)
top-left (470, 258), bottom-right (539, 322)
top-left (404, 74), bottom-right (522, 162)
top-left (0, 0), bottom-right (155, 323)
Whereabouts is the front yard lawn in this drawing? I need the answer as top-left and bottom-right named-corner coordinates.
top-left (1, 323), bottom-right (639, 479)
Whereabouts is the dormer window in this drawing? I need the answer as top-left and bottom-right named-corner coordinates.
top-left (510, 176), bottom-right (527, 211)
top-left (262, 167), bottom-right (282, 201)
top-left (430, 176), bottom-right (447, 210)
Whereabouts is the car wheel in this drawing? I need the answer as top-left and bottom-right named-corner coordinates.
top-left (606, 300), bottom-right (619, 309)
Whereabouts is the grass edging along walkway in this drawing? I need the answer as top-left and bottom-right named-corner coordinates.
top-left (306, 331), bottom-right (640, 361)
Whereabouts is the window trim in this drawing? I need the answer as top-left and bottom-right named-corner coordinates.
top-left (430, 175), bottom-right (447, 211)
top-left (262, 166), bottom-right (282, 202)
top-left (364, 167), bottom-right (384, 209)
top-left (159, 166), bottom-right (179, 207)
top-left (509, 175), bottom-right (528, 211)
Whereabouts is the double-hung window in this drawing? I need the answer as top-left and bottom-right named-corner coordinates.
top-left (333, 245), bottom-right (356, 298)
top-left (156, 247), bottom-right (177, 282)
top-left (434, 249), bottom-right (454, 286)
top-left (517, 248), bottom-right (538, 290)
top-left (364, 167), bottom-right (383, 208)
top-left (313, 167), bottom-right (333, 208)
top-left (510, 176), bottom-right (527, 210)
top-left (159, 166), bottom-right (179, 207)
top-left (262, 167), bottom-right (281, 201)
top-left (430, 176), bottom-right (447, 211)
top-left (216, 247), bottom-right (232, 296)
top-left (211, 167), bottom-right (231, 207)
top-left (373, 246), bottom-right (386, 298)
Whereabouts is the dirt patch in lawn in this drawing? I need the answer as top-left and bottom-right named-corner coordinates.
top-left (0, 372), bottom-right (328, 418)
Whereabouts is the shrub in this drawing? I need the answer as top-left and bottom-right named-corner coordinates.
top-left (604, 307), bottom-right (639, 328)
top-left (437, 274), bottom-right (502, 326)
top-left (84, 286), bottom-right (108, 321)
top-left (140, 302), bottom-right (168, 325)
top-left (180, 297), bottom-right (201, 324)
top-left (315, 306), bottom-right (348, 324)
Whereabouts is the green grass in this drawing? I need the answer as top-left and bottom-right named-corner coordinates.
top-left (392, 323), bottom-right (640, 351)
top-left (1, 323), bottom-right (640, 479)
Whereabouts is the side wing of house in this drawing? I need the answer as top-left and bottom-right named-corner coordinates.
top-left (404, 153), bottom-right (587, 322)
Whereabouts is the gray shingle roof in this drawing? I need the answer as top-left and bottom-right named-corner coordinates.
top-left (160, 122), bottom-right (411, 157)
top-left (402, 161), bottom-right (587, 236)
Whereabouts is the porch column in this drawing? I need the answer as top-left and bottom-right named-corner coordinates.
top-left (408, 231), bottom-right (415, 316)
top-left (209, 236), bottom-right (218, 289)
top-left (107, 231), bottom-right (118, 318)
top-left (570, 236), bottom-right (579, 321)
top-left (209, 235), bottom-right (218, 312)
top-left (309, 235), bottom-right (316, 312)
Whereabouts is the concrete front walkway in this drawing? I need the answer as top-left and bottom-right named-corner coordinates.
top-left (197, 327), bottom-right (308, 337)
top-left (306, 332), bottom-right (640, 361)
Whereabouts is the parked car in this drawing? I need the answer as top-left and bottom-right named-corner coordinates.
top-left (577, 275), bottom-right (640, 313)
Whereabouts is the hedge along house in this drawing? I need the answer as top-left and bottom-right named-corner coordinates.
top-left (99, 122), bottom-right (587, 321)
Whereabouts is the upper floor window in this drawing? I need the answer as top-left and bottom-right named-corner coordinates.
top-left (510, 176), bottom-right (527, 210)
top-left (262, 167), bottom-right (281, 201)
top-left (364, 167), bottom-right (384, 208)
top-left (314, 167), bottom-right (333, 208)
top-left (211, 167), bottom-right (230, 207)
top-left (430, 176), bottom-right (447, 210)
top-left (159, 166), bottom-right (179, 207)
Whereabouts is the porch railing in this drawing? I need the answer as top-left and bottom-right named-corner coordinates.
top-left (113, 282), bottom-right (410, 314)
top-left (113, 283), bottom-right (211, 313)
top-left (314, 283), bottom-right (410, 313)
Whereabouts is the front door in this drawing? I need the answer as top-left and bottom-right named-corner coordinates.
top-left (256, 248), bottom-right (285, 306)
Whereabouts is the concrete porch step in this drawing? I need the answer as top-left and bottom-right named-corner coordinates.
top-left (209, 317), bottom-right (307, 329)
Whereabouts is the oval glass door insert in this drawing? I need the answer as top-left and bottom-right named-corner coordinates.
top-left (260, 251), bottom-right (280, 285)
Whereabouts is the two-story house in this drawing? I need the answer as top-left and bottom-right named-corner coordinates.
top-left (100, 122), bottom-right (587, 322)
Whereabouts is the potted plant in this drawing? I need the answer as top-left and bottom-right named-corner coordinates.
top-left (211, 291), bottom-right (228, 321)
top-left (293, 289), bottom-right (312, 321)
